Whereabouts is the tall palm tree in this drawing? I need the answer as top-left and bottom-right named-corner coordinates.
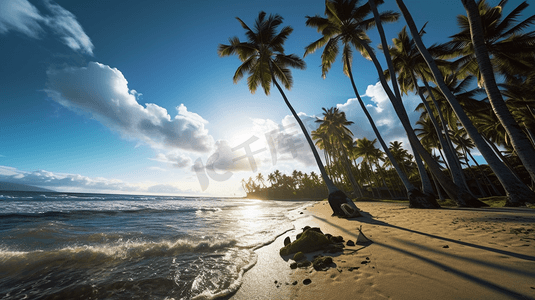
top-left (304, 0), bottom-right (439, 208)
top-left (386, 141), bottom-right (415, 179)
top-left (384, 26), bottom-right (472, 194)
top-left (445, 0), bottom-right (535, 85)
top-left (459, 0), bottom-right (535, 186)
top-left (395, 0), bottom-right (535, 206)
top-left (219, 12), bottom-right (359, 213)
top-left (340, 0), bottom-right (482, 207)
top-left (315, 107), bottom-right (362, 197)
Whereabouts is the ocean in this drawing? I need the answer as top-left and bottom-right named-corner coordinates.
top-left (0, 191), bottom-right (313, 300)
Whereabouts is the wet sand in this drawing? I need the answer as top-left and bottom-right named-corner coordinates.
top-left (231, 201), bottom-right (535, 300)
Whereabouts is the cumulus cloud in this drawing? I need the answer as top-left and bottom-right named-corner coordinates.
top-left (0, 165), bottom-right (195, 195)
top-left (150, 152), bottom-right (193, 169)
top-left (0, 0), bottom-right (94, 54)
top-left (0, 166), bottom-right (138, 192)
top-left (336, 81), bottom-right (421, 151)
top-left (45, 62), bottom-right (214, 153)
top-left (204, 114), bottom-right (322, 176)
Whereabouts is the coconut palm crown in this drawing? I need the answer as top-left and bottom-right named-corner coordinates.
top-left (304, 0), bottom-right (399, 79)
top-left (218, 11), bottom-right (305, 95)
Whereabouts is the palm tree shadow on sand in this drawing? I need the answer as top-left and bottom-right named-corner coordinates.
top-left (311, 206), bottom-right (535, 299)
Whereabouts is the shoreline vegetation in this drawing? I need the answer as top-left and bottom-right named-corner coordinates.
top-left (242, 156), bottom-right (530, 204)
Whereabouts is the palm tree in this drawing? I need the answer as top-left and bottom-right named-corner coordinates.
top-left (315, 107), bottom-right (363, 197)
top-left (219, 12), bottom-right (359, 213)
top-left (395, 0), bottom-right (535, 206)
top-left (386, 141), bottom-right (415, 178)
top-left (304, 0), bottom-right (439, 208)
top-left (384, 26), bottom-right (474, 195)
top-left (256, 173), bottom-right (266, 189)
top-left (445, 0), bottom-right (535, 85)
top-left (459, 0), bottom-right (535, 186)
top-left (353, 137), bottom-right (387, 198)
top-left (341, 0), bottom-right (482, 207)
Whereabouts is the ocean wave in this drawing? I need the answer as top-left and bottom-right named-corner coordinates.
top-left (0, 207), bottom-right (221, 220)
top-left (0, 238), bottom-right (238, 275)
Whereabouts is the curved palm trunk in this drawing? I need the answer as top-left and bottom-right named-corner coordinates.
top-left (346, 55), bottom-right (429, 205)
top-left (369, 0), bottom-right (436, 198)
top-left (339, 140), bottom-right (364, 198)
top-left (417, 91), bottom-right (469, 191)
top-left (269, 63), bottom-right (361, 214)
top-left (462, 0), bottom-right (535, 186)
top-left (466, 147), bottom-right (502, 196)
top-left (357, 32), bottom-right (483, 207)
top-left (414, 77), bottom-right (471, 193)
top-left (370, 0), bottom-right (486, 207)
top-left (396, 0), bottom-right (535, 206)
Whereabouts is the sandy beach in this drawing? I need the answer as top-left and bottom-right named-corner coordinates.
top-left (230, 201), bottom-right (535, 300)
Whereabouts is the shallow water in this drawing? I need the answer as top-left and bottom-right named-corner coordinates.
top-left (0, 192), bottom-right (312, 299)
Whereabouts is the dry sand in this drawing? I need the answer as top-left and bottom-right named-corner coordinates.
top-left (230, 201), bottom-right (535, 300)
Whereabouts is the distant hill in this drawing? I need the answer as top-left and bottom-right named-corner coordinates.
top-left (0, 182), bottom-right (55, 192)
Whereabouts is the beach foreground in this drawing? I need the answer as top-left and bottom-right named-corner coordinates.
top-left (230, 201), bottom-right (535, 300)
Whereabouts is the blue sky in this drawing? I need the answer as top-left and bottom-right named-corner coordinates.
top-left (1, 0), bottom-right (532, 196)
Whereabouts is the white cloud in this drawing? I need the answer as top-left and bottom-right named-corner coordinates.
top-left (45, 62), bottom-right (215, 153)
top-left (0, 0), bottom-right (44, 38)
top-left (0, 166), bottom-right (137, 192)
top-left (0, 0), bottom-right (93, 54)
top-left (43, 0), bottom-right (94, 55)
top-left (0, 165), bottom-right (197, 195)
top-left (336, 81), bottom-right (421, 152)
top-left (150, 152), bottom-right (193, 168)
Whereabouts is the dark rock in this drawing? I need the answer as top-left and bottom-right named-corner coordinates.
top-left (292, 281), bottom-right (298, 285)
top-left (290, 262), bottom-right (298, 269)
top-left (303, 278), bottom-right (312, 285)
top-left (330, 236), bottom-right (344, 243)
top-left (346, 240), bottom-right (355, 246)
top-left (280, 228), bottom-right (332, 256)
top-left (293, 252), bottom-right (305, 261)
top-left (361, 260), bottom-right (369, 264)
top-left (443, 245), bottom-right (449, 248)
top-left (313, 255), bottom-right (334, 271)
top-left (308, 227), bottom-right (323, 234)
top-left (284, 236), bottom-right (291, 246)
top-left (297, 260), bottom-right (311, 268)
top-left (348, 267), bottom-right (359, 271)
top-left (324, 243), bottom-right (344, 254)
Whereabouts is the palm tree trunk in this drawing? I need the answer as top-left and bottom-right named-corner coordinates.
top-left (339, 141), bottom-right (364, 198)
top-left (397, 0), bottom-right (535, 206)
top-left (345, 56), bottom-right (419, 196)
top-left (430, 171), bottom-right (446, 201)
top-left (421, 79), bottom-right (462, 174)
top-left (357, 36), bottom-right (482, 207)
top-left (416, 87), bottom-right (471, 192)
top-left (461, 0), bottom-right (535, 186)
top-left (269, 63), bottom-right (362, 215)
top-left (269, 67), bottom-right (336, 194)
top-left (367, 0), bottom-right (485, 207)
top-left (466, 147), bottom-right (502, 196)
top-left (369, 0), bottom-right (436, 200)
